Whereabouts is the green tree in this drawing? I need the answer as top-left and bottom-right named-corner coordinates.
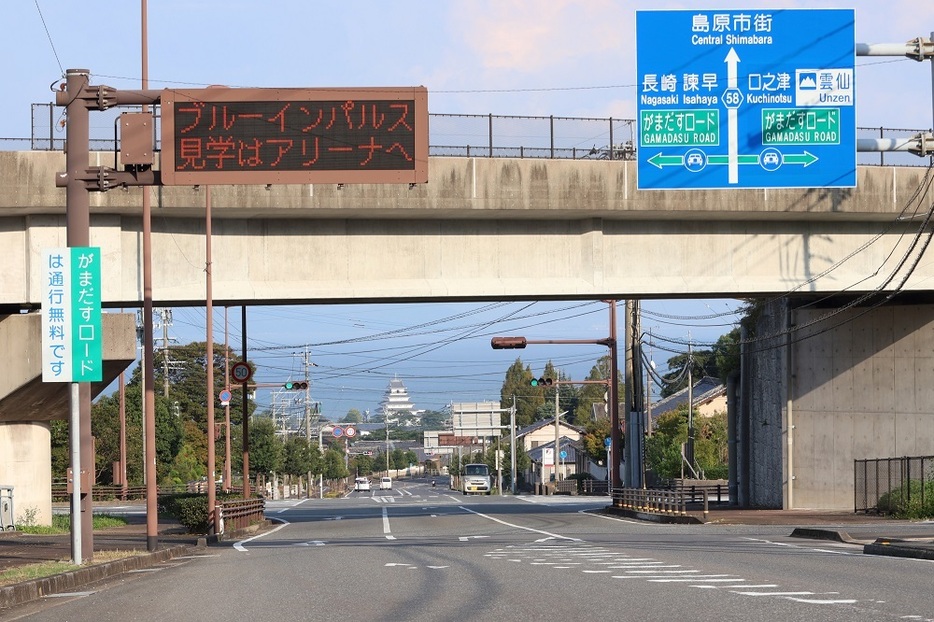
top-left (644, 406), bottom-right (728, 480)
top-left (580, 417), bottom-right (612, 465)
top-left (282, 436), bottom-right (314, 478)
top-left (249, 418), bottom-right (283, 478)
top-left (341, 408), bottom-right (363, 424)
top-left (163, 443), bottom-right (205, 486)
top-left (500, 359), bottom-right (541, 428)
top-left (321, 445), bottom-right (349, 481)
top-left (420, 409), bottom-right (448, 430)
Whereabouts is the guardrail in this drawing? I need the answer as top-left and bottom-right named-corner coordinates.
top-left (611, 487), bottom-right (689, 517)
top-left (217, 497), bottom-right (265, 533)
top-left (50, 483), bottom-right (244, 502)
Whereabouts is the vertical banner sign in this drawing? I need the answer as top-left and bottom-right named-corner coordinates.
top-left (41, 247), bottom-right (103, 383)
top-left (636, 9), bottom-right (855, 190)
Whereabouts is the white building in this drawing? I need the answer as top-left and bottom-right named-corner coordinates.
top-left (378, 376), bottom-right (422, 427)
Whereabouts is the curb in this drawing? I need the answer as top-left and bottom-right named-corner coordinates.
top-left (789, 527), bottom-right (854, 543)
top-left (598, 505), bottom-right (703, 524)
top-left (864, 538), bottom-right (934, 560)
top-left (0, 543), bottom-right (196, 611)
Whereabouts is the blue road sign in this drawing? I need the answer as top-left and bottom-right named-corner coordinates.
top-left (636, 9), bottom-right (855, 190)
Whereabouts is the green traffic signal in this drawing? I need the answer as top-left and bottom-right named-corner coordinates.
top-left (530, 377), bottom-right (554, 387)
top-left (284, 381), bottom-right (308, 390)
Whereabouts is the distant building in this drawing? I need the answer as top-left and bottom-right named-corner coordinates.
top-left (378, 376), bottom-right (423, 427)
top-left (651, 376), bottom-right (727, 423)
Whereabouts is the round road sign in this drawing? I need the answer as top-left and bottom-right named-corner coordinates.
top-left (345, 426), bottom-right (356, 438)
top-left (231, 361), bottom-right (252, 383)
top-left (332, 426), bottom-right (344, 438)
top-left (218, 389), bottom-right (232, 403)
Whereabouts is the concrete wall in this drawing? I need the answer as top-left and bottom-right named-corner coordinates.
top-left (0, 422), bottom-right (51, 526)
top-left (3, 151), bottom-right (934, 309)
top-left (745, 301), bottom-right (934, 510)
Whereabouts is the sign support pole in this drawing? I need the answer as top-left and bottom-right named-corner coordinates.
top-left (63, 67), bottom-right (92, 564)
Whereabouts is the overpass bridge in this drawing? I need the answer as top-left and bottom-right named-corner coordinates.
top-left (2, 149), bottom-right (934, 519)
top-left (1, 151), bottom-right (932, 311)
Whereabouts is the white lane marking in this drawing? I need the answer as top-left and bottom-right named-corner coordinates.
top-left (742, 536), bottom-right (856, 556)
top-left (234, 516), bottom-right (289, 552)
top-left (461, 535), bottom-right (490, 541)
top-left (426, 565), bottom-right (449, 569)
top-left (385, 563), bottom-right (413, 567)
top-left (383, 506), bottom-right (395, 539)
top-left (735, 591), bottom-right (814, 596)
top-left (459, 506), bottom-right (581, 541)
top-left (786, 597), bottom-right (857, 604)
top-left (45, 591), bottom-right (95, 598)
top-left (296, 541), bottom-right (326, 547)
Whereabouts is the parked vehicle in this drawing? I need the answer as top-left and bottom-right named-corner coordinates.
top-left (461, 463), bottom-right (492, 495)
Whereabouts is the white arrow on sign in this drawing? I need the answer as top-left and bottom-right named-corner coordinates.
top-left (725, 47), bottom-right (740, 184)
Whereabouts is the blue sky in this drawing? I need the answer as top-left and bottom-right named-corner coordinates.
top-left (4, 1), bottom-right (934, 417)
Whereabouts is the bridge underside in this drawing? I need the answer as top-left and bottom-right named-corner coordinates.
top-left (2, 152), bottom-right (932, 310)
top-left (2, 216), bottom-right (932, 311)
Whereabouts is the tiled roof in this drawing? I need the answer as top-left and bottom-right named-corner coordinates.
top-left (651, 376), bottom-right (726, 417)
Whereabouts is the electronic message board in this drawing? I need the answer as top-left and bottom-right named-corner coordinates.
top-left (160, 86), bottom-right (428, 186)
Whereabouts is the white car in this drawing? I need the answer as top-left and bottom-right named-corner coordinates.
top-left (379, 477), bottom-right (392, 490)
top-left (354, 477), bottom-right (371, 492)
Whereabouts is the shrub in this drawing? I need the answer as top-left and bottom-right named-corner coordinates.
top-left (877, 479), bottom-right (934, 519)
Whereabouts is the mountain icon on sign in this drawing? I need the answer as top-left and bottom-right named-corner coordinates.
top-left (798, 73), bottom-right (817, 89)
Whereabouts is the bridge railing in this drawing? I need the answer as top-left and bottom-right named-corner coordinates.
top-left (611, 487), bottom-right (688, 516)
top-left (7, 102), bottom-right (930, 167)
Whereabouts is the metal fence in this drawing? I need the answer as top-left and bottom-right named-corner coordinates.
top-left (15, 102), bottom-right (930, 167)
top-left (854, 455), bottom-right (934, 514)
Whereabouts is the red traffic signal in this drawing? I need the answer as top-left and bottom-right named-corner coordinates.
top-left (530, 377), bottom-right (554, 387)
top-left (491, 336), bottom-right (528, 349)
top-left (284, 381), bottom-right (308, 390)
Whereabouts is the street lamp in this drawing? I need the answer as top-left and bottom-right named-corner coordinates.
top-left (489, 300), bottom-right (622, 488)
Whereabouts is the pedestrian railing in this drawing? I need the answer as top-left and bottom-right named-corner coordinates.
top-left (217, 497), bottom-right (265, 534)
top-left (611, 487), bottom-right (688, 517)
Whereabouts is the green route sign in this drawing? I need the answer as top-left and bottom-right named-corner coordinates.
top-left (762, 108), bottom-right (840, 145)
top-left (640, 110), bottom-right (720, 146)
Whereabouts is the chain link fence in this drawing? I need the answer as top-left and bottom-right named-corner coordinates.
top-left (9, 102), bottom-right (932, 167)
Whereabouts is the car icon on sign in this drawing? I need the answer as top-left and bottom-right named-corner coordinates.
top-left (686, 153), bottom-right (703, 166)
top-left (762, 152), bottom-right (780, 166)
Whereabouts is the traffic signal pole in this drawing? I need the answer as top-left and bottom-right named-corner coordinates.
top-left (490, 300), bottom-right (622, 489)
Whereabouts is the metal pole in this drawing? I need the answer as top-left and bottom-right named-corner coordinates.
top-left (140, 0), bottom-right (158, 553)
top-left (240, 306), bottom-right (250, 499)
top-left (554, 388), bottom-right (560, 486)
top-left (205, 186), bottom-right (217, 532)
top-left (69, 383), bottom-right (81, 564)
top-left (510, 398), bottom-right (517, 495)
top-left (224, 308), bottom-right (231, 491)
top-left (63, 67), bottom-right (91, 564)
top-left (609, 301), bottom-right (621, 489)
top-left (119, 370), bottom-right (127, 499)
top-left (623, 301), bottom-right (633, 488)
top-left (242, 307), bottom-right (250, 498)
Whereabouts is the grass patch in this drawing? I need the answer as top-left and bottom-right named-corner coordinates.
top-left (0, 550), bottom-right (146, 587)
top-left (16, 514), bottom-right (130, 535)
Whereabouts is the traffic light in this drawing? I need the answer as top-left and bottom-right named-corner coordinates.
top-left (530, 377), bottom-right (554, 387)
top-left (283, 381), bottom-right (308, 390)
